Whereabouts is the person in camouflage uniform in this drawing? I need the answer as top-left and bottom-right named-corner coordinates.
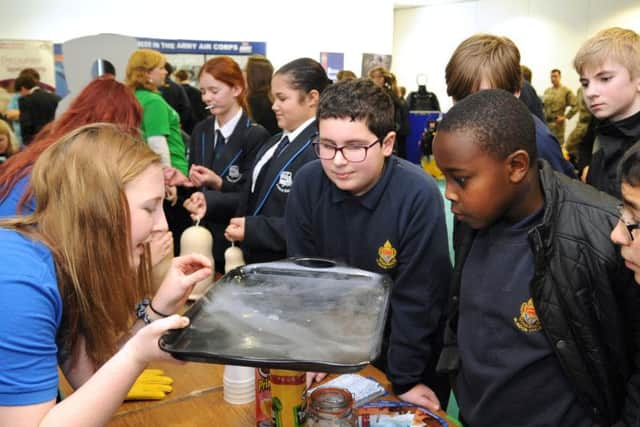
top-left (543, 69), bottom-right (577, 144)
top-left (565, 86), bottom-right (593, 162)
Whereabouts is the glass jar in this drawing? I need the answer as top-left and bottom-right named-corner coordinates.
top-left (306, 387), bottom-right (356, 427)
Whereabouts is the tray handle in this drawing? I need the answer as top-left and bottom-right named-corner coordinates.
top-left (291, 257), bottom-right (337, 269)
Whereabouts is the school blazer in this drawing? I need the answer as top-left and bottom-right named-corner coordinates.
top-left (194, 113), bottom-right (270, 219)
top-left (192, 113), bottom-right (270, 267)
top-left (190, 113), bottom-right (270, 191)
top-left (240, 121), bottom-right (318, 264)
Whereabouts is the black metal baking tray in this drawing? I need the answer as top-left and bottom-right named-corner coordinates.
top-left (160, 258), bottom-right (392, 373)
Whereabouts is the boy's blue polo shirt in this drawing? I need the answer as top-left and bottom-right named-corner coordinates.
top-left (285, 157), bottom-right (452, 394)
top-left (456, 209), bottom-right (591, 426)
top-left (532, 114), bottom-right (576, 178)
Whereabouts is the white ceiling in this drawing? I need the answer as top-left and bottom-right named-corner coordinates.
top-left (393, 0), bottom-right (472, 9)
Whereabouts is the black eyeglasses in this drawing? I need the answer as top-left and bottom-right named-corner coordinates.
top-left (617, 203), bottom-right (640, 241)
top-left (312, 138), bottom-right (380, 163)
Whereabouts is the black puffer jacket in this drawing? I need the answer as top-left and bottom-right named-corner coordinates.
top-left (438, 161), bottom-right (640, 426)
top-left (586, 110), bottom-right (640, 200)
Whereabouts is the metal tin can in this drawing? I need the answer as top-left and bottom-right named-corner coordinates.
top-left (270, 369), bottom-right (307, 427)
top-left (306, 387), bottom-right (356, 427)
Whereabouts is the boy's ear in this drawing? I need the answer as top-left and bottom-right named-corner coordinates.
top-left (382, 131), bottom-right (396, 157)
top-left (506, 149), bottom-right (531, 183)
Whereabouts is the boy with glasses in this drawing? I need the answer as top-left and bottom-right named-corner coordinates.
top-left (612, 143), bottom-right (640, 282)
top-left (285, 78), bottom-right (452, 411)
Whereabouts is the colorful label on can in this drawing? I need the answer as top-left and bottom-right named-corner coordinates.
top-left (256, 368), bottom-right (273, 427)
top-left (270, 369), bottom-right (307, 427)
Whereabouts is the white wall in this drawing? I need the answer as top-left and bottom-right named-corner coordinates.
top-left (2, 0), bottom-right (395, 72)
top-left (4, 0), bottom-right (639, 109)
top-left (393, 0), bottom-right (640, 116)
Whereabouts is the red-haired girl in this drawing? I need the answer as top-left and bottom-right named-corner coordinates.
top-left (166, 56), bottom-right (270, 272)
top-left (0, 76), bottom-right (142, 218)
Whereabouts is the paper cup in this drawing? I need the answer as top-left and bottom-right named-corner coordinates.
top-left (224, 390), bottom-right (254, 404)
top-left (224, 382), bottom-right (255, 404)
top-left (223, 365), bottom-right (255, 404)
top-left (224, 365), bottom-right (254, 382)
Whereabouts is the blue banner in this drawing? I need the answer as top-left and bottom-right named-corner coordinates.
top-left (136, 38), bottom-right (266, 56)
top-left (53, 43), bottom-right (69, 97)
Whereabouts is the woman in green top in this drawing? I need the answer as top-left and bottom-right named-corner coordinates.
top-left (126, 49), bottom-right (188, 176)
top-left (126, 49), bottom-right (190, 254)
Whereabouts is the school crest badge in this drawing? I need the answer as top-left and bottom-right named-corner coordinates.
top-left (513, 297), bottom-right (542, 333)
top-left (276, 170), bottom-right (293, 193)
top-left (376, 240), bottom-right (397, 269)
top-left (226, 165), bottom-right (242, 183)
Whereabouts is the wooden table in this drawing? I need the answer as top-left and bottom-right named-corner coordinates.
top-left (106, 362), bottom-right (252, 427)
top-left (59, 361), bottom-right (451, 426)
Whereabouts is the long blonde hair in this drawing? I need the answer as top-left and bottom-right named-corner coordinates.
top-left (0, 123), bottom-right (160, 365)
top-left (0, 120), bottom-right (18, 157)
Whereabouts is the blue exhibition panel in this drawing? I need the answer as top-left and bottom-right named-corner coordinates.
top-left (406, 111), bottom-right (441, 164)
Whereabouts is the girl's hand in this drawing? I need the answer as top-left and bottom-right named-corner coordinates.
top-left (149, 231), bottom-right (173, 267)
top-left (153, 254), bottom-right (212, 314)
top-left (165, 185), bottom-right (177, 206)
top-left (189, 165), bottom-right (222, 190)
top-left (164, 167), bottom-right (193, 187)
top-left (224, 217), bottom-right (245, 242)
top-left (183, 192), bottom-right (207, 221)
top-left (123, 315), bottom-right (191, 366)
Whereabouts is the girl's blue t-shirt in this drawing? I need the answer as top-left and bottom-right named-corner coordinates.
top-left (0, 175), bottom-right (36, 218)
top-left (0, 229), bottom-right (62, 405)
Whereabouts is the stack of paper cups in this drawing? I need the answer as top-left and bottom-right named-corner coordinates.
top-left (223, 365), bottom-right (255, 404)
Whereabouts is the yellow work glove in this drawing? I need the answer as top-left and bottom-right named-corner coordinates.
top-left (125, 369), bottom-right (174, 401)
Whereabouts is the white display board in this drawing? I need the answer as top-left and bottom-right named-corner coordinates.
top-left (0, 39), bottom-right (55, 87)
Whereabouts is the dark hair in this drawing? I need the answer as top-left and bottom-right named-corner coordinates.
top-left (438, 88), bottom-right (536, 161)
top-left (14, 75), bottom-right (37, 91)
top-left (19, 68), bottom-right (40, 82)
top-left (318, 78), bottom-right (394, 140)
top-left (618, 142), bottom-right (640, 187)
top-left (274, 58), bottom-right (330, 96)
top-left (521, 65), bottom-right (532, 83)
top-left (551, 68), bottom-right (561, 75)
top-left (246, 55), bottom-right (274, 95)
top-left (175, 69), bottom-right (190, 81)
top-left (164, 62), bottom-right (174, 74)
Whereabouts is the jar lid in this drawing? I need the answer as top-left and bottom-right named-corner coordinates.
top-left (309, 387), bottom-right (354, 415)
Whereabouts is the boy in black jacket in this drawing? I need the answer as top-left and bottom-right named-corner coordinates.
top-left (434, 89), bottom-right (640, 426)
